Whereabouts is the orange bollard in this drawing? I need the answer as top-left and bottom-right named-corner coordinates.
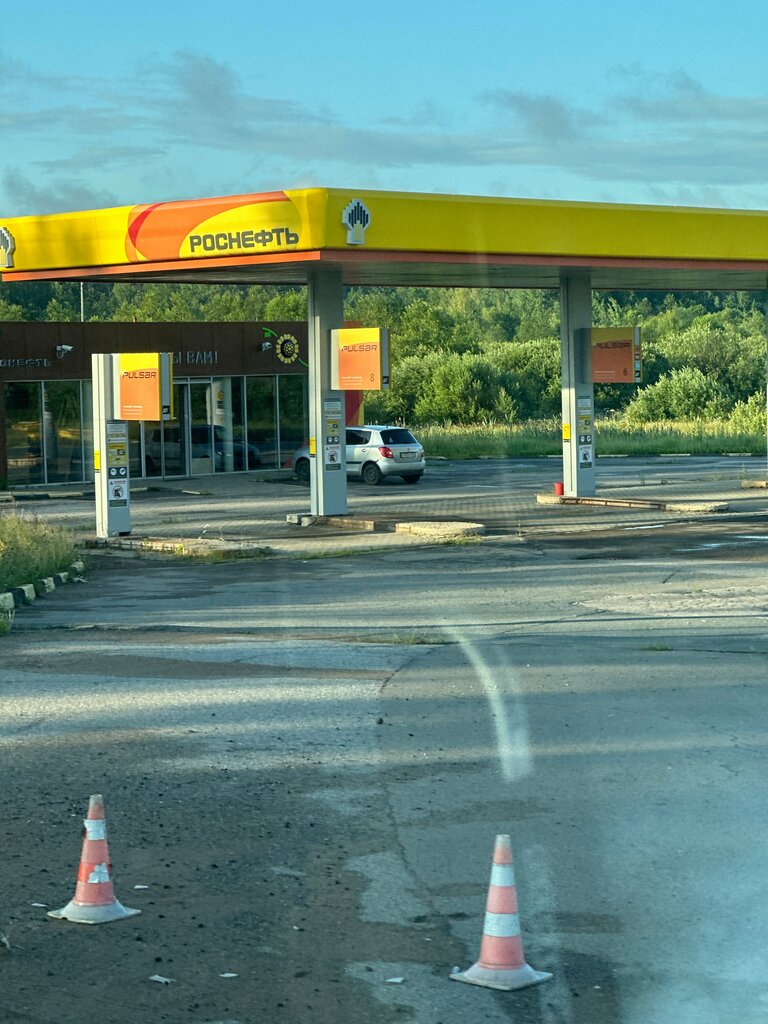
top-left (48, 794), bottom-right (140, 925)
top-left (450, 834), bottom-right (551, 991)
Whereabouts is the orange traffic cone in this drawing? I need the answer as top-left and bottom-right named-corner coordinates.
top-left (48, 794), bottom-right (140, 925)
top-left (450, 834), bottom-right (551, 991)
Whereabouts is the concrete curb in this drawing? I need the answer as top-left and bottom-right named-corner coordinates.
top-left (86, 537), bottom-right (272, 558)
top-left (286, 514), bottom-right (384, 532)
top-left (394, 521), bottom-right (484, 538)
top-left (1, 561), bottom-right (86, 621)
top-left (85, 520), bottom-right (486, 558)
top-left (286, 514), bottom-right (485, 538)
top-left (536, 494), bottom-right (729, 514)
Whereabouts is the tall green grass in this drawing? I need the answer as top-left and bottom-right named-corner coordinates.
top-left (419, 419), bottom-right (767, 460)
top-left (0, 513), bottom-right (77, 593)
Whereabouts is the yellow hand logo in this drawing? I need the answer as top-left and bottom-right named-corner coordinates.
top-left (0, 227), bottom-right (15, 269)
top-left (342, 199), bottom-right (371, 245)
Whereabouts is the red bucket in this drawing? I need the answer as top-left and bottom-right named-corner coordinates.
top-left (554, 482), bottom-right (564, 496)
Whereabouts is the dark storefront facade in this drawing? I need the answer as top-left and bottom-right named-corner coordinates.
top-left (0, 321), bottom-right (309, 487)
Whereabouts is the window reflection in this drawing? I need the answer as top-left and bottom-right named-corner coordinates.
top-left (246, 377), bottom-right (277, 469)
top-left (44, 381), bottom-right (81, 484)
top-left (2, 372), bottom-right (308, 484)
top-left (6, 382), bottom-right (43, 486)
top-left (277, 375), bottom-right (308, 467)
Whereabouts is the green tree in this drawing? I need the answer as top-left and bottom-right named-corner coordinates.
top-left (728, 391), bottom-right (767, 434)
top-left (344, 288), bottom-right (406, 332)
top-left (0, 295), bottom-right (25, 320)
top-left (263, 289), bottom-right (307, 320)
top-left (410, 352), bottom-right (503, 423)
top-left (509, 290), bottom-right (559, 341)
top-left (396, 299), bottom-right (455, 356)
top-left (484, 337), bottom-right (560, 418)
top-left (624, 367), bottom-right (730, 422)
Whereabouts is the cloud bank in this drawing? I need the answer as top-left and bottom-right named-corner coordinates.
top-left (2, 54), bottom-right (766, 215)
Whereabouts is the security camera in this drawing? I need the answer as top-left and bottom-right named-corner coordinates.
top-left (56, 344), bottom-right (74, 358)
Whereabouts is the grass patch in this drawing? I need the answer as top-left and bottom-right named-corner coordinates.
top-left (419, 418), bottom-right (767, 460)
top-left (0, 512), bottom-right (77, 592)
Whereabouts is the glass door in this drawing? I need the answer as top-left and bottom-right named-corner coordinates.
top-left (144, 381), bottom-right (188, 477)
top-left (189, 381), bottom-right (214, 475)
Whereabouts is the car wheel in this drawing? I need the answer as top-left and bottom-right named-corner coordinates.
top-left (402, 474), bottom-right (422, 485)
top-left (295, 458), bottom-right (311, 483)
top-left (362, 462), bottom-right (383, 486)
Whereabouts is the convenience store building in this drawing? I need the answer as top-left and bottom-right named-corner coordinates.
top-left (0, 319), bottom-right (309, 486)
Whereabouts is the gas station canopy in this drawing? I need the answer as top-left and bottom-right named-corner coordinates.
top-left (3, 187), bottom-right (768, 291)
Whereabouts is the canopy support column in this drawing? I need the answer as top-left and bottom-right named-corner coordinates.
top-left (307, 268), bottom-right (347, 516)
top-left (559, 271), bottom-right (596, 497)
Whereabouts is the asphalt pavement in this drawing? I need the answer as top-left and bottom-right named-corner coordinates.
top-left (5, 454), bottom-right (768, 560)
top-left (1, 458), bottom-right (767, 1024)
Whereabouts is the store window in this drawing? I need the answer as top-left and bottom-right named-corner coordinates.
top-left (277, 375), bottom-right (308, 467)
top-left (6, 382), bottom-right (44, 487)
top-left (216, 377), bottom-right (258, 472)
top-left (81, 380), bottom-right (94, 483)
top-left (246, 377), bottom-right (277, 469)
top-left (44, 381), bottom-right (82, 484)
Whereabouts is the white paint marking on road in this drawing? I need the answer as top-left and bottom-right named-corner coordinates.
top-left (447, 631), bottom-right (532, 783)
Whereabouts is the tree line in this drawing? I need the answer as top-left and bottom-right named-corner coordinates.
top-left (1, 280), bottom-right (766, 430)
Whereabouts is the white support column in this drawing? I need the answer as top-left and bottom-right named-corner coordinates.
top-left (559, 271), bottom-right (596, 497)
top-left (307, 268), bottom-right (347, 516)
top-left (92, 353), bottom-right (132, 537)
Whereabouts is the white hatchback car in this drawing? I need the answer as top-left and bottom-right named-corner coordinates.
top-left (292, 425), bottom-right (425, 485)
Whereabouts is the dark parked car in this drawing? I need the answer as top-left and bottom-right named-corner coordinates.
top-left (145, 425), bottom-right (261, 474)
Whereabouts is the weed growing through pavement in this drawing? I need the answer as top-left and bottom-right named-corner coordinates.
top-left (0, 512), bottom-right (77, 592)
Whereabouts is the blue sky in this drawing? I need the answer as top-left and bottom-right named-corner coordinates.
top-left (2, 0), bottom-right (768, 216)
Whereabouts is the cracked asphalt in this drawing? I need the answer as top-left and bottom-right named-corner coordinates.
top-left (1, 458), bottom-right (767, 1023)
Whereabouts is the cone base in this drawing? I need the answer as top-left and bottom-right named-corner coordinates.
top-left (48, 899), bottom-right (141, 925)
top-left (450, 961), bottom-right (552, 991)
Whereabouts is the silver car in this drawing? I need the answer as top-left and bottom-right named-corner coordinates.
top-left (292, 425), bottom-right (425, 485)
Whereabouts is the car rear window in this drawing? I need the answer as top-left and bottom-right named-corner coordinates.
top-left (379, 429), bottom-right (417, 445)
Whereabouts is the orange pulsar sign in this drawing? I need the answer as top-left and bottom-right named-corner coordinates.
top-left (331, 328), bottom-right (390, 391)
top-left (116, 353), bottom-right (164, 419)
top-left (591, 328), bottom-right (642, 384)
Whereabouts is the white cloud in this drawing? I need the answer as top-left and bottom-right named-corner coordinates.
top-left (2, 170), bottom-right (118, 215)
top-left (2, 55), bottom-right (768, 215)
